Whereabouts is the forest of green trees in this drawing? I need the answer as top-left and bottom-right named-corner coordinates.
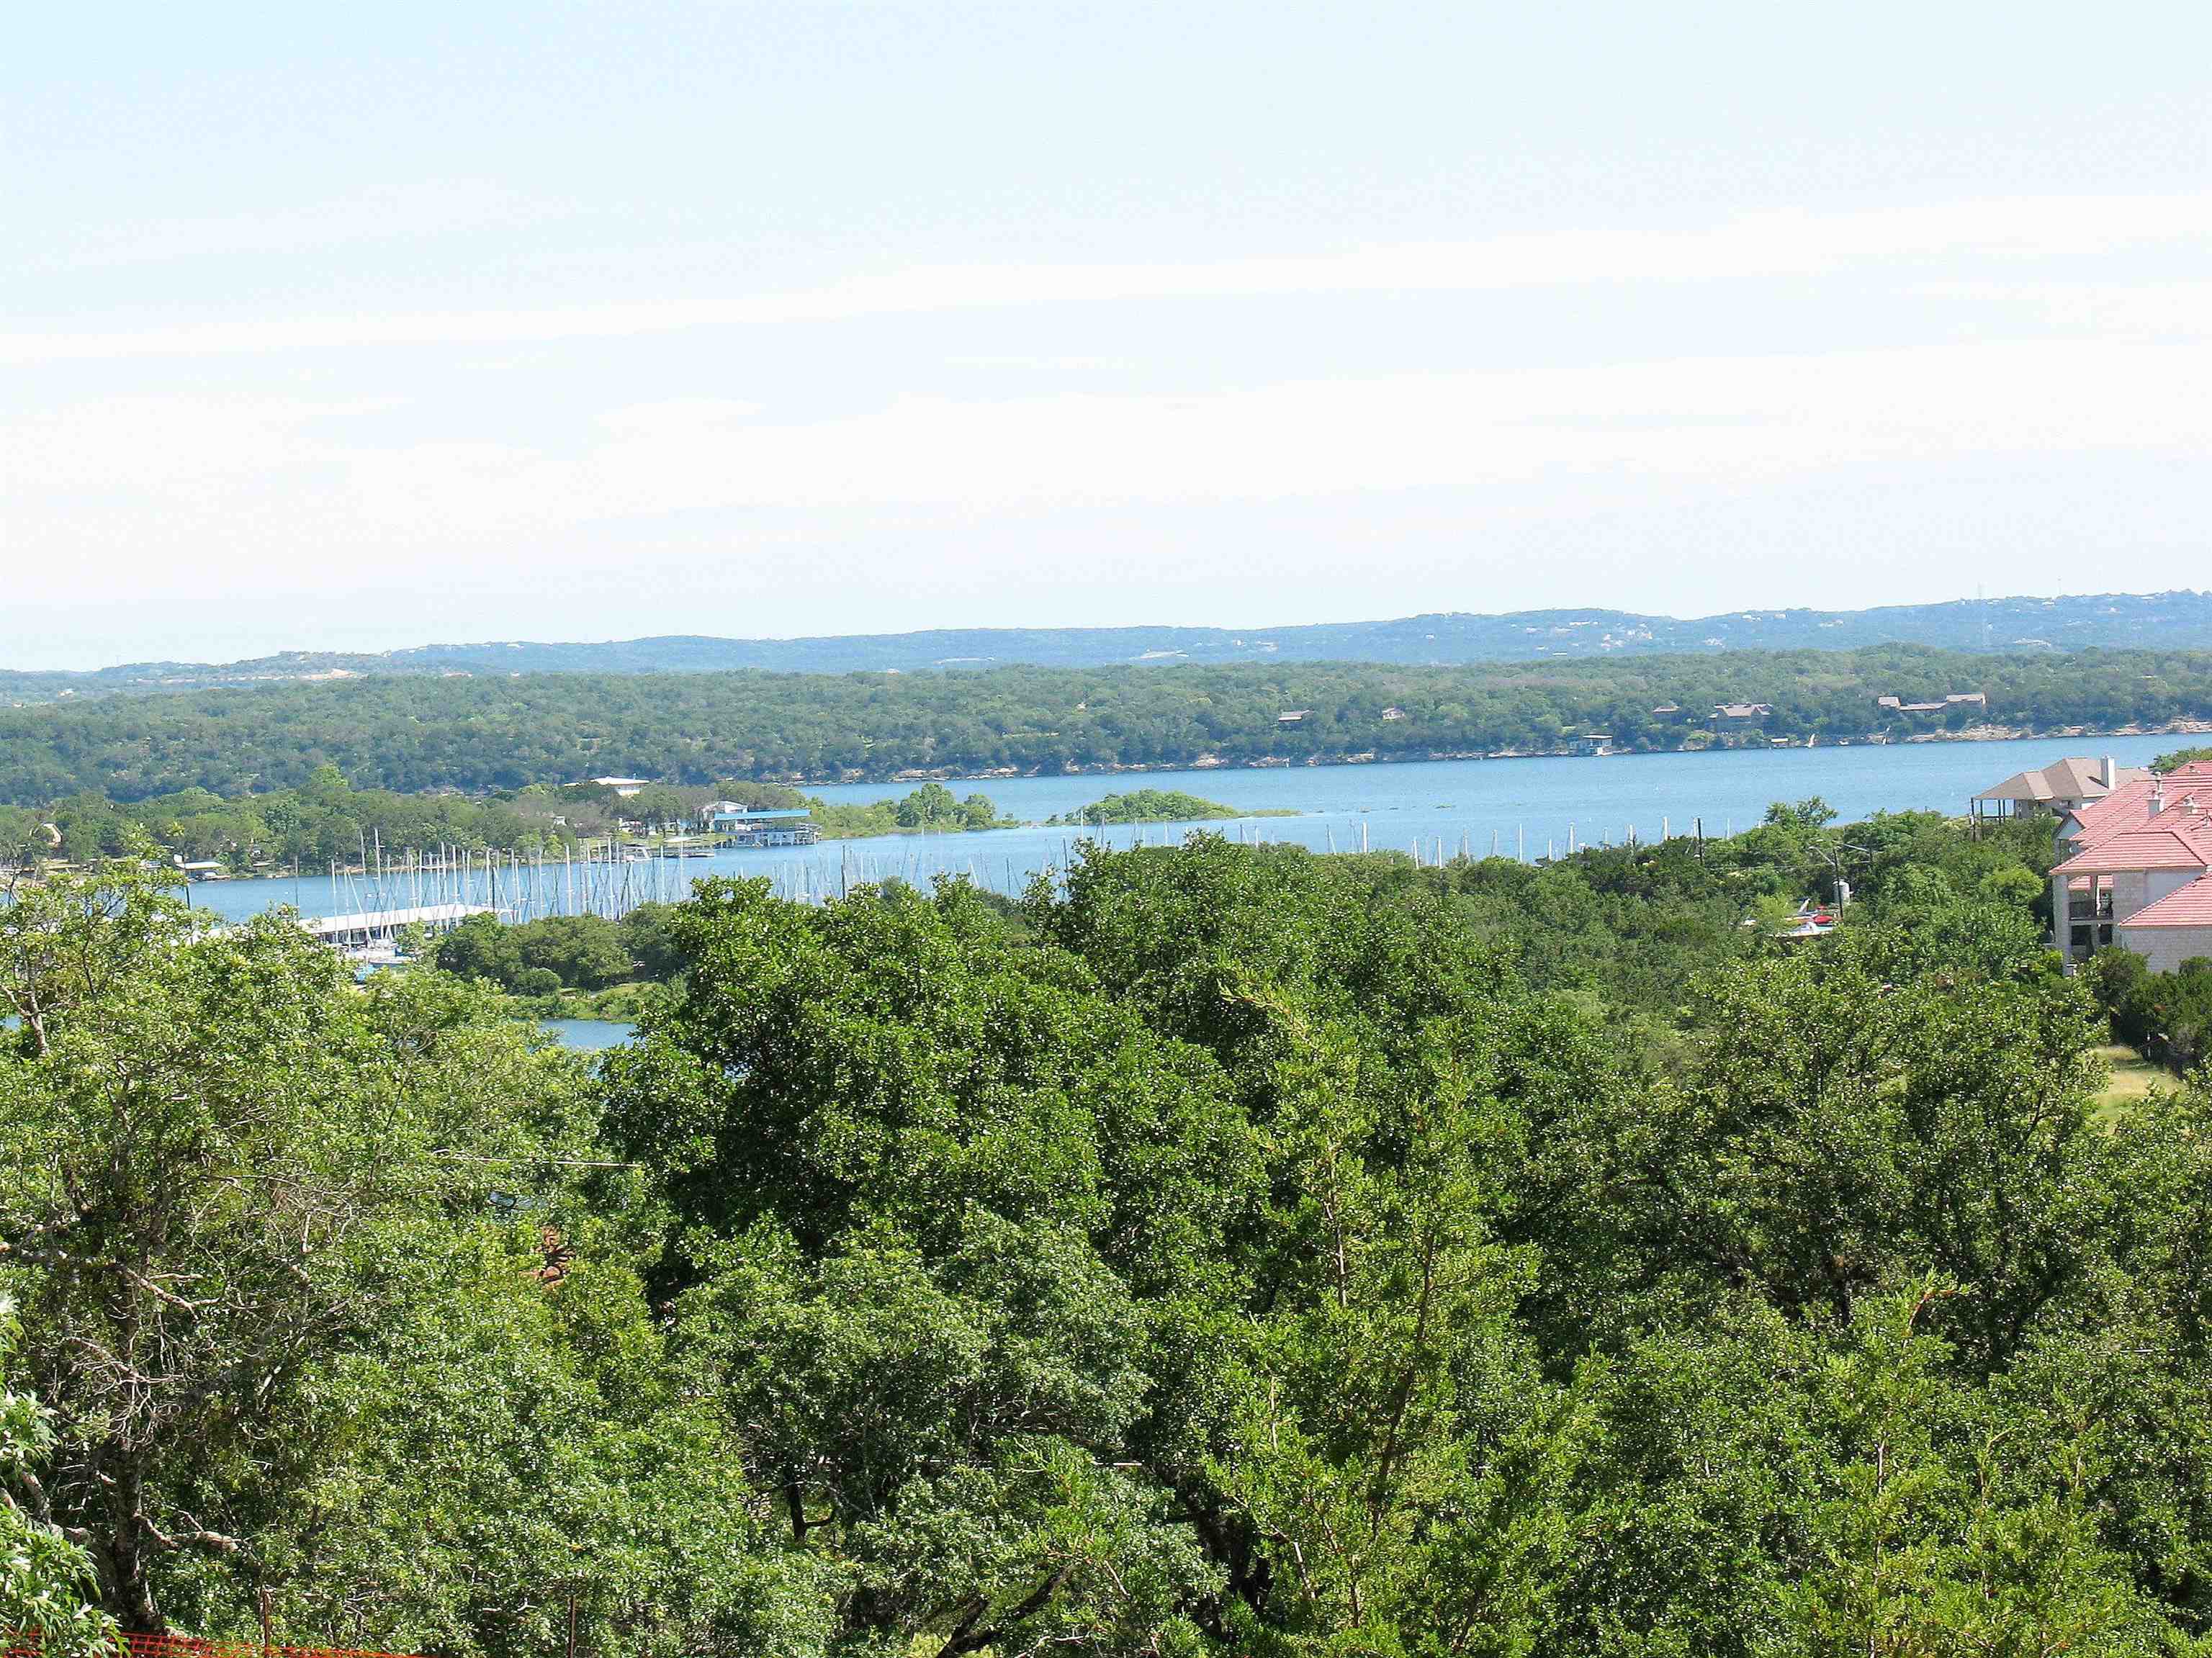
top-left (6, 645), bottom-right (2212, 803)
top-left (0, 771), bottom-right (1021, 870)
top-left (430, 906), bottom-right (685, 1001)
top-left (6, 799), bottom-right (2212, 1654)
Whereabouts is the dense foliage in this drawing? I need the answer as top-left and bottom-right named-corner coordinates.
top-left (2086, 949), bottom-right (2212, 1076)
top-left (1048, 790), bottom-right (1246, 826)
top-left (0, 868), bottom-right (831, 1655)
top-left (0, 770), bottom-right (1020, 869)
top-left (12, 766), bottom-right (552, 867)
top-left (4, 801), bottom-right (2210, 1655)
top-left (806, 782), bottom-right (1015, 839)
top-left (0, 1300), bottom-right (113, 1658)
top-left (6, 646), bottom-right (2212, 803)
top-left (432, 906), bottom-right (680, 997)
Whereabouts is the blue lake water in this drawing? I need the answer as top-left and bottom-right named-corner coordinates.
top-left (539, 1018), bottom-right (635, 1052)
top-left (181, 732), bottom-right (2185, 928)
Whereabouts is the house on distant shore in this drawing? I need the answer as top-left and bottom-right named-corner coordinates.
top-left (1878, 691), bottom-right (1987, 714)
top-left (2041, 762), bottom-right (2212, 969)
top-left (588, 775), bottom-right (649, 798)
top-left (1712, 703), bottom-right (1772, 721)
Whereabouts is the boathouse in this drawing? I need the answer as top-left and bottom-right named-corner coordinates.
top-left (709, 806), bottom-right (822, 847)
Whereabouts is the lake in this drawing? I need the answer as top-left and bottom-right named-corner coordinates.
top-left (181, 731), bottom-right (2185, 929)
top-left (539, 1018), bottom-right (635, 1052)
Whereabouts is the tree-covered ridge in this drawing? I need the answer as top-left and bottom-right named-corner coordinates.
top-left (8, 804), bottom-right (2212, 1654)
top-left (0, 771), bottom-right (1018, 868)
top-left (7, 590), bottom-right (2212, 704)
top-left (6, 644), bottom-right (2212, 804)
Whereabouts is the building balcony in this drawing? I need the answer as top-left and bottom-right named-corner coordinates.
top-left (2067, 897), bottom-right (2115, 922)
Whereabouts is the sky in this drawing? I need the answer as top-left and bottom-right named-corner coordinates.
top-left (4, 1), bottom-right (2210, 670)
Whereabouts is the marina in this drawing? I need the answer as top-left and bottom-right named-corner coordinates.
top-left (302, 901), bottom-right (495, 962)
top-left (163, 732), bottom-right (2191, 935)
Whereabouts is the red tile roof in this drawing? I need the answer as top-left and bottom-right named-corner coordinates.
top-left (2116, 872), bottom-right (2212, 928)
top-left (2051, 821), bottom-right (2212, 876)
top-left (2065, 780), bottom-right (2212, 851)
top-left (2071, 776), bottom-right (2157, 819)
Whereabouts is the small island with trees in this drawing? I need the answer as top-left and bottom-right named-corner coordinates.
top-left (1047, 788), bottom-right (1292, 826)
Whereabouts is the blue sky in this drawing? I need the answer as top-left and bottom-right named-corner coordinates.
top-left (4, 1), bottom-right (2209, 669)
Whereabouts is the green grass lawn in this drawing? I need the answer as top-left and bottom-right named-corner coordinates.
top-left (2092, 1042), bottom-right (2167, 1122)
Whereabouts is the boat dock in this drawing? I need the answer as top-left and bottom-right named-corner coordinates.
top-left (302, 901), bottom-right (494, 957)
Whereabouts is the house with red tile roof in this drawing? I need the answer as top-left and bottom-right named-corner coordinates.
top-left (2117, 875), bottom-right (2212, 972)
top-left (2054, 761), bottom-right (2212, 856)
top-left (2046, 764), bottom-right (2212, 968)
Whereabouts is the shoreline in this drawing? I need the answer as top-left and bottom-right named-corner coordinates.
top-left (20, 724), bottom-right (2206, 885)
top-left (809, 719), bottom-right (2212, 791)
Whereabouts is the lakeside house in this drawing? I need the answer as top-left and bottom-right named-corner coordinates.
top-left (588, 775), bottom-right (649, 798)
top-left (2037, 762), bottom-right (2212, 970)
top-left (1970, 754), bottom-right (2150, 827)
top-left (1712, 703), bottom-right (1772, 721)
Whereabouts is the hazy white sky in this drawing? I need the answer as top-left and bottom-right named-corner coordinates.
top-left (4, 1), bottom-right (2210, 669)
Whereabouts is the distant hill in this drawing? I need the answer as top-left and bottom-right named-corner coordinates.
top-left (7, 590), bottom-right (2211, 706)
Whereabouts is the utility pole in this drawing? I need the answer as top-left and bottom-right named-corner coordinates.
top-left (1813, 837), bottom-right (1869, 908)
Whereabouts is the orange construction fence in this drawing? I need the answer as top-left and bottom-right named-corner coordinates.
top-left (125, 1639), bottom-right (420, 1658)
top-left (12, 1636), bottom-right (423, 1658)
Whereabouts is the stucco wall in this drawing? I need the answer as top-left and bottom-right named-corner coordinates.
top-left (2110, 868), bottom-right (2206, 922)
top-left (2113, 871), bottom-right (2150, 919)
top-left (2118, 925), bottom-right (2212, 975)
top-left (2146, 868), bottom-right (2203, 909)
